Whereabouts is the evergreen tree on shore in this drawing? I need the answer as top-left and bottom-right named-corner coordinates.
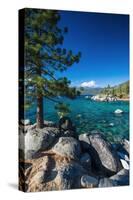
top-left (24, 9), bottom-right (81, 128)
top-left (100, 81), bottom-right (129, 98)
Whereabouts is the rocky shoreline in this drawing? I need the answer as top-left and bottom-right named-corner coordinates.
top-left (19, 119), bottom-right (130, 192)
top-left (91, 94), bottom-right (129, 102)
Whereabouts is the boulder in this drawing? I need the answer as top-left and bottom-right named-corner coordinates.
top-left (98, 178), bottom-right (117, 187)
top-left (66, 162), bottom-right (88, 188)
top-left (79, 133), bottom-right (91, 150)
top-left (20, 119), bottom-right (30, 126)
top-left (80, 153), bottom-right (91, 171)
top-left (54, 162), bottom-right (88, 189)
top-left (81, 175), bottom-right (98, 188)
top-left (27, 156), bottom-right (50, 192)
top-left (53, 137), bottom-right (81, 160)
top-left (120, 159), bottom-right (129, 170)
top-left (110, 169), bottom-right (129, 186)
top-left (27, 153), bottom-right (88, 192)
top-left (54, 164), bottom-right (73, 190)
top-left (114, 109), bottom-right (123, 114)
top-left (53, 161), bottom-right (89, 190)
top-left (122, 139), bottom-right (129, 154)
top-left (89, 133), bottom-right (122, 175)
top-left (44, 120), bottom-right (56, 127)
top-left (117, 151), bottom-right (129, 162)
top-left (20, 127), bottom-right (60, 159)
top-left (61, 130), bottom-right (77, 139)
top-left (79, 133), bottom-right (122, 176)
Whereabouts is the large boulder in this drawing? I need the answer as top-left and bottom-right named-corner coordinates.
top-left (110, 169), bottom-right (129, 186)
top-left (61, 130), bottom-right (77, 138)
top-left (98, 178), bottom-right (117, 188)
top-left (54, 162), bottom-right (88, 189)
top-left (52, 137), bottom-right (81, 160)
top-left (120, 159), bottom-right (129, 170)
top-left (81, 175), bottom-right (98, 188)
top-left (27, 153), bottom-right (88, 192)
top-left (19, 127), bottom-right (60, 159)
top-left (79, 133), bottom-right (91, 150)
top-left (79, 133), bottom-right (122, 176)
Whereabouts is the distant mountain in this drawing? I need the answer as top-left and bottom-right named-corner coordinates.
top-left (77, 87), bottom-right (103, 95)
top-left (76, 81), bottom-right (129, 97)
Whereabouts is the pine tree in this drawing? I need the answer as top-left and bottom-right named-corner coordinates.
top-left (24, 9), bottom-right (81, 128)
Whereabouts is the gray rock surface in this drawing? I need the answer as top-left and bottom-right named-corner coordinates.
top-left (55, 165), bottom-right (73, 190)
top-left (44, 120), bottom-right (56, 127)
top-left (21, 119), bottom-right (30, 126)
top-left (53, 137), bottom-right (81, 160)
top-left (110, 169), bottom-right (129, 186)
top-left (79, 133), bottom-right (91, 150)
top-left (61, 130), bottom-right (77, 138)
top-left (81, 175), bottom-right (98, 188)
top-left (79, 133), bottom-right (122, 175)
top-left (122, 139), bottom-right (129, 155)
top-left (120, 159), bottom-right (129, 170)
top-left (80, 153), bottom-right (91, 171)
top-left (98, 178), bottom-right (117, 187)
top-left (20, 127), bottom-right (60, 159)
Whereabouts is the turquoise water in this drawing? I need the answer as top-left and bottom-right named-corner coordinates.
top-left (26, 96), bottom-right (129, 142)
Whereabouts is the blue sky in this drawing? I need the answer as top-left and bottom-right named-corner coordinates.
top-left (58, 10), bottom-right (129, 88)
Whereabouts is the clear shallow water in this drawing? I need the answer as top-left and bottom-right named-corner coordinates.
top-left (25, 96), bottom-right (129, 142)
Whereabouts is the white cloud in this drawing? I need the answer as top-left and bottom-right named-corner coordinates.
top-left (80, 80), bottom-right (97, 87)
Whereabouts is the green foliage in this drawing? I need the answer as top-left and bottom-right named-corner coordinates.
top-left (100, 81), bottom-right (129, 98)
top-left (24, 8), bottom-right (81, 112)
top-left (55, 102), bottom-right (71, 118)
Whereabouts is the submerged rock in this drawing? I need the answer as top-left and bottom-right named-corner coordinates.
top-left (81, 175), bottom-right (98, 188)
top-left (53, 137), bottom-right (81, 160)
top-left (109, 123), bottom-right (114, 127)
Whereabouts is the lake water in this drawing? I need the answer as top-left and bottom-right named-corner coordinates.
top-left (25, 96), bottom-right (129, 142)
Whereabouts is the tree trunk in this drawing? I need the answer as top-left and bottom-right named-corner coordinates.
top-left (36, 96), bottom-right (44, 129)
